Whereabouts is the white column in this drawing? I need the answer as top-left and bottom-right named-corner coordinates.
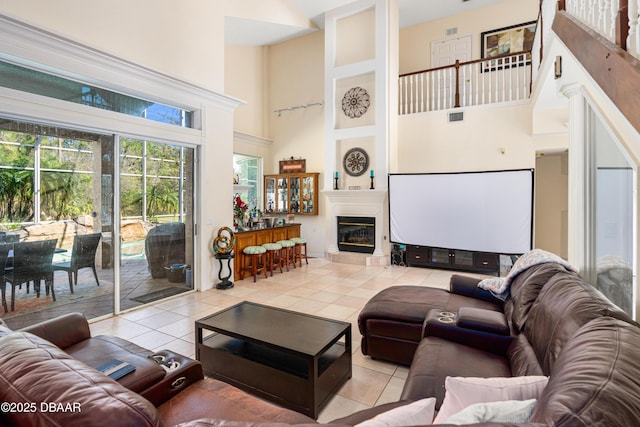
top-left (561, 83), bottom-right (587, 271)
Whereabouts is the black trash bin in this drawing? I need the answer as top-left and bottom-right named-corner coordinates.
top-left (165, 263), bottom-right (189, 283)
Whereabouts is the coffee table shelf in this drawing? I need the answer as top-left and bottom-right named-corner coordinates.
top-left (196, 302), bottom-right (352, 419)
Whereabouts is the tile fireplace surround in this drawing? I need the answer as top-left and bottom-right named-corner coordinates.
top-left (323, 189), bottom-right (388, 266)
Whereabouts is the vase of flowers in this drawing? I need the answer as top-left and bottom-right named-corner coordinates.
top-left (234, 194), bottom-right (249, 231)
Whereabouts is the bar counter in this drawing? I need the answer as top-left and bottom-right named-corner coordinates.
top-left (233, 223), bottom-right (300, 280)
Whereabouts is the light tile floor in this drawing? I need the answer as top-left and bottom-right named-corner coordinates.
top-left (89, 258), bottom-right (471, 422)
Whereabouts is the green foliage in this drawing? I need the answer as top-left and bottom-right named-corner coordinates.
top-left (0, 131), bottom-right (187, 224)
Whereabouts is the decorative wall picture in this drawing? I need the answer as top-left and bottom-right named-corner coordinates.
top-left (481, 21), bottom-right (536, 70)
top-left (279, 158), bottom-right (306, 174)
top-left (342, 147), bottom-right (369, 177)
top-left (341, 87), bottom-right (370, 118)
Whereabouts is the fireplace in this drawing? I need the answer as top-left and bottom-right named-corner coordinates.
top-left (337, 216), bottom-right (375, 254)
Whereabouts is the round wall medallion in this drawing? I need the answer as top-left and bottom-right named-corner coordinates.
top-left (343, 148), bottom-right (369, 177)
top-left (341, 87), bottom-right (370, 118)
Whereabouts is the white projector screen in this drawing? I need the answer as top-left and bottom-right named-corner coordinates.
top-left (389, 170), bottom-right (533, 254)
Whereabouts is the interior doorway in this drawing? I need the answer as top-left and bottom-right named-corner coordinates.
top-left (534, 152), bottom-right (569, 259)
top-left (431, 35), bottom-right (472, 67)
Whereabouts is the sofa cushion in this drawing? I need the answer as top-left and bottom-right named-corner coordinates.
top-left (0, 331), bottom-right (162, 427)
top-left (64, 334), bottom-right (166, 393)
top-left (158, 377), bottom-right (316, 426)
top-left (523, 273), bottom-right (633, 375)
top-left (531, 317), bottom-right (640, 427)
top-left (439, 399), bottom-right (537, 424)
top-left (359, 286), bottom-right (502, 365)
top-left (400, 337), bottom-right (512, 407)
top-left (432, 376), bottom-right (548, 423)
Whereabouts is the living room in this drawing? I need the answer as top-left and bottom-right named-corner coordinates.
top-left (2, 0), bottom-right (640, 425)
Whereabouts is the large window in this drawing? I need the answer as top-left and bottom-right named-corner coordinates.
top-left (233, 154), bottom-right (261, 212)
top-left (0, 60), bottom-right (193, 128)
top-left (0, 118), bottom-right (195, 329)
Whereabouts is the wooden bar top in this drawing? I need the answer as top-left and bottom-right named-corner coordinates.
top-left (233, 223), bottom-right (300, 280)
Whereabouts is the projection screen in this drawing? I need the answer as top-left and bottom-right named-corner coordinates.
top-left (389, 169), bottom-right (534, 255)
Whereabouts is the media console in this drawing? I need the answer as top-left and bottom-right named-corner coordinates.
top-left (405, 245), bottom-right (500, 275)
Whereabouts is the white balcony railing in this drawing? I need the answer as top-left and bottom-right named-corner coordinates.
top-left (398, 52), bottom-right (532, 115)
top-left (564, 0), bottom-right (640, 59)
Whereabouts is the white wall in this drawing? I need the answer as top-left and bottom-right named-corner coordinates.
top-left (268, 31), bottom-right (326, 256)
top-left (0, 0), bottom-right (226, 92)
top-left (225, 45), bottom-right (270, 138)
top-left (399, 0), bottom-right (539, 74)
top-left (397, 103), bottom-right (536, 173)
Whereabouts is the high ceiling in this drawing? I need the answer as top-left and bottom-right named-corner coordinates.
top-left (226, 0), bottom-right (508, 45)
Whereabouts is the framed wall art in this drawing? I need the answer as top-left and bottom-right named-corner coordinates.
top-left (480, 21), bottom-right (536, 70)
top-left (279, 159), bottom-right (306, 174)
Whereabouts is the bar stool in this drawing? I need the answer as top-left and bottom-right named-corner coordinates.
top-left (261, 242), bottom-right (283, 276)
top-left (241, 246), bottom-right (267, 282)
top-left (276, 239), bottom-right (296, 271)
top-left (290, 237), bottom-right (308, 267)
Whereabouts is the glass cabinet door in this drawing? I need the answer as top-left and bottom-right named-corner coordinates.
top-left (289, 177), bottom-right (300, 213)
top-left (302, 175), bottom-right (315, 213)
top-left (277, 177), bottom-right (288, 212)
top-left (263, 173), bottom-right (318, 216)
top-left (265, 177), bottom-right (276, 214)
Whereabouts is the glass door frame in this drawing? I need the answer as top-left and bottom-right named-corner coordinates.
top-left (584, 101), bottom-right (638, 319)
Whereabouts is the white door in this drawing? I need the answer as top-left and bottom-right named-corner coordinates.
top-left (431, 35), bottom-right (472, 107)
top-left (431, 35), bottom-right (472, 67)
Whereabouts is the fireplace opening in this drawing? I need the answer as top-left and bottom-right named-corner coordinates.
top-left (337, 216), bottom-right (375, 254)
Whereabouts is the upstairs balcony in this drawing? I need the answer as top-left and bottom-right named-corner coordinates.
top-left (399, 0), bottom-right (640, 134)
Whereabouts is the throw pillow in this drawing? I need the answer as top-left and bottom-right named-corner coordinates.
top-left (443, 399), bottom-right (537, 424)
top-left (355, 398), bottom-right (436, 427)
top-left (433, 376), bottom-right (548, 423)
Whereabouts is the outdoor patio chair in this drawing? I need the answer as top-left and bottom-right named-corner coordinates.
top-left (0, 242), bottom-right (12, 313)
top-left (53, 233), bottom-right (102, 293)
top-left (5, 239), bottom-right (57, 311)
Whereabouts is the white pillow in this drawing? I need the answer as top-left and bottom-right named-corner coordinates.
top-left (433, 376), bottom-right (548, 424)
top-left (443, 399), bottom-right (537, 424)
top-left (355, 398), bottom-right (436, 427)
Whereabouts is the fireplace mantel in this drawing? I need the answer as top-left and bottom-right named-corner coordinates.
top-left (323, 189), bottom-right (388, 265)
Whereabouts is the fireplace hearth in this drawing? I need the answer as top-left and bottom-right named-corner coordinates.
top-left (337, 216), bottom-right (375, 254)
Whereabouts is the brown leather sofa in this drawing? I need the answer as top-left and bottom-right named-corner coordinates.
top-left (0, 313), bottom-right (399, 427)
top-left (2, 258), bottom-right (640, 426)
top-left (359, 261), bottom-right (640, 425)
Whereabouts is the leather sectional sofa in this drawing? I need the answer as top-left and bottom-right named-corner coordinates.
top-left (2, 258), bottom-right (640, 426)
top-left (359, 261), bottom-right (640, 425)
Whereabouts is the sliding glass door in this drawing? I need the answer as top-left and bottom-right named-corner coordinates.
top-left (119, 137), bottom-right (195, 309)
top-left (587, 105), bottom-right (636, 316)
top-left (0, 117), bottom-right (196, 328)
top-left (0, 119), bottom-right (116, 327)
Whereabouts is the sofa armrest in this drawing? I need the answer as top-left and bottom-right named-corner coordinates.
top-left (423, 309), bottom-right (513, 357)
top-left (449, 274), bottom-right (503, 304)
top-left (20, 312), bottom-right (91, 349)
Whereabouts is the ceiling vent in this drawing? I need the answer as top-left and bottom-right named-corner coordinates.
top-left (448, 111), bottom-right (464, 122)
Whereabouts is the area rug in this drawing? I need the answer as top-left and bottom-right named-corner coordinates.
top-left (130, 287), bottom-right (190, 304)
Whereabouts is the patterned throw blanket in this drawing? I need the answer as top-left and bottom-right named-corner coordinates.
top-left (477, 249), bottom-right (579, 301)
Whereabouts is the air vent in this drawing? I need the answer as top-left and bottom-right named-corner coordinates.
top-left (448, 111), bottom-right (464, 122)
top-left (446, 27), bottom-right (458, 36)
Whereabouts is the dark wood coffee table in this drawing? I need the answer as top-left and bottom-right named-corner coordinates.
top-left (195, 301), bottom-right (352, 418)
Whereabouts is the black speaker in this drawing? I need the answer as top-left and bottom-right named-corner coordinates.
top-left (391, 244), bottom-right (406, 266)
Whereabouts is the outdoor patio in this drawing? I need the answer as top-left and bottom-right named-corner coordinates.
top-left (2, 258), bottom-right (192, 330)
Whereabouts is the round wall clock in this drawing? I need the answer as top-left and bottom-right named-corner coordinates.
top-left (341, 87), bottom-right (370, 118)
top-left (343, 147), bottom-right (369, 177)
